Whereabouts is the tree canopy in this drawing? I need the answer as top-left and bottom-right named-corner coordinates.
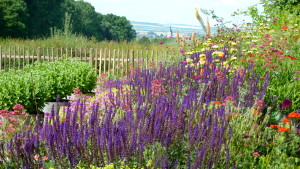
top-left (0, 0), bottom-right (28, 38)
top-left (0, 0), bottom-right (136, 41)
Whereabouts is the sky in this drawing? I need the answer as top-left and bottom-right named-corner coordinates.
top-left (84, 0), bottom-right (262, 26)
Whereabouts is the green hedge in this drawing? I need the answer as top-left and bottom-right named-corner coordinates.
top-left (0, 59), bottom-right (96, 114)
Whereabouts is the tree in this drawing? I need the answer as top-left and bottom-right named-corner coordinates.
top-left (101, 14), bottom-right (136, 41)
top-left (138, 36), bottom-right (151, 45)
top-left (24, 0), bottom-right (66, 38)
top-left (0, 0), bottom-right (28, 38)
top-left (63, 0), bottom-right (102, 39)
top-left (266, 0), bottom-right (300, 15)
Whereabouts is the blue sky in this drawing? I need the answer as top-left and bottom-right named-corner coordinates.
top-left (84, 0), bottom-right (262, 26)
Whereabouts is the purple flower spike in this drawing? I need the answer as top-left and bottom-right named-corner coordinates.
top-left (282, 99), bottom-right (292, 109)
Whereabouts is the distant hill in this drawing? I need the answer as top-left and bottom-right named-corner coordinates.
top-left (130, 21), bottom-right (216, 37)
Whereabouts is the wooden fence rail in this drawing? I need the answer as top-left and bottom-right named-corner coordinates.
top-left (0, 46), bottom-right (180, 76)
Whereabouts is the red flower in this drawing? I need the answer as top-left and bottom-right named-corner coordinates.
top-left (159, 42), bottom-right (164, 45)
top-left (285, 55), bottom-right (297, 60)
top-left (288, 112), bottom-right (300, 118)
top-left (213, 101), bottom-right (222, 105)
top-left (270, 124), bottom-right (279, 128)
top-left (248, 53), bottom-right (255, 57)
top-left (282, 117), bottom-right (290, 123)
top-left (277, 126), bottom-right (290, 132)
top-left (281, 25), bottom-right (288, 30)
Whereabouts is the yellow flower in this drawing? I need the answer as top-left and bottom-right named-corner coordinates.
top-left (230, 56), bottom-right (237, 61)
top-left (212, 45), bottom-right (220, 49)
top-left (212, 51), bottom-right (225, 58)
top-left (199, 54), bottom-right (206, 58)
top-left (146, 160), bottom-right (153, 167)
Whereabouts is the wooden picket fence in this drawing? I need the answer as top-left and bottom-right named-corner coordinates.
top-left (0, 46), bottom-right (180, 76)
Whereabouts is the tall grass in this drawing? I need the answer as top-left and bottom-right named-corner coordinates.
top-left (0, 34), bottom-right (181, 52)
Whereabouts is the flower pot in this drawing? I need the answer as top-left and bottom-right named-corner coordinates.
top-left (43, 99), bottom-right (70, 112)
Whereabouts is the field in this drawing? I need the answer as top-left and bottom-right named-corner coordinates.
top-left (0, 5), bottom-right (300, 169)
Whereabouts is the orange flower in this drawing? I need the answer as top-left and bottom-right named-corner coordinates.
top-left (281, 25), bottom-right (288, 30)
top-left (233, 113), bottom-right (239, 116)
top-left (282, 117), bottom-right (290, 123)
top-left (226, 113), bottom-right (239, 120)
top-left (288, 112), bottom-right (300, 118)
top-left (253, 109), bottom-right (259, 115)
top-left (294, 36), bottom-right (299, 40)
top-left (213, 101), bottom-right (222, 105)
top-left (277, 126), bottom-right (290, 132)
top-left (269, 142), bottom-right (274, 145)
top-left (270, 124), bottom-right (279, 129)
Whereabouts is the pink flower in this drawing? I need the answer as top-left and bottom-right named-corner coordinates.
top-left (13, 104), bottom-right (24, 112)
top-left (224, 96), bottom-right (234, 102)
top-left (43, 156), bottom-right (49, 161)
top-left (0, 110), bottom-right (9, 115)
top-left (252, 152), bottom-right (260, 157)
top-left (255, 100), bottom-right (264, 109)
top-left (179, 49), bottom-right (185, 54)
top-left (159, 42), bottom-right (164, 45)
top-left (34, 155), bottom-right (39, 160)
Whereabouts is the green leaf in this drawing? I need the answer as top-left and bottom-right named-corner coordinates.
top-left (269, 111), bottom-right (284, 124)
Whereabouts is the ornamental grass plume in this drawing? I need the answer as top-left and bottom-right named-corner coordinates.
top-left (194, 8), bottom-right (207, 34)
top-left (191, 31), bottom-right (195, 42)
top-left (206, 16), bottom-right (211, 36)
top-left (176, 30), bottom-right (180, 43)
top-left (182, 36), bottom-right (186, 47)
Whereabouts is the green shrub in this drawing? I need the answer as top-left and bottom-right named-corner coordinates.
top-left (0, 59), bottom-right (96, 113)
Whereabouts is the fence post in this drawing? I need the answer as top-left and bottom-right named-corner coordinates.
top-left (37, 47), bottom-right (41, 63)
top-left (89, 48), bottom-right (93, 66)
top-left (130, 50), bottom-right (134, 69)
